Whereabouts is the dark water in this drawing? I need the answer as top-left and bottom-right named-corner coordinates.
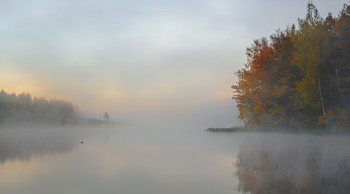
top-left (0, 127), bottom-right (350, 194)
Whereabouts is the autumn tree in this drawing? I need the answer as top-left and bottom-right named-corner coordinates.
top-left (292, 2), bottom-right (331, 128)
top-left (233, 38), bottom-right (276, 128)
top-left (233, 3), bottom-right (350, 130)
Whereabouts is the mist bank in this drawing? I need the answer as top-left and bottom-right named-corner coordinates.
top-left (232, 3), bottom-right (350, 130)
top-left (1, 115), bottom-right (114, 128)
top-left (0, 89), bottom-right (112, 128)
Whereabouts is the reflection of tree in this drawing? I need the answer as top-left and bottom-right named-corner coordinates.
top-left (0, 130), bottom-right (77, 164)
top-left (236, 135), bottom-right (350, 194)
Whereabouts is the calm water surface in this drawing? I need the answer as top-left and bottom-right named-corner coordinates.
top-left (0, 126), bottom-right (243, 194)
top-left (1, 127), bottom-right (350, 194)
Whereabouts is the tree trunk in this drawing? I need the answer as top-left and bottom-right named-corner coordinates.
top-left (318, 75), bottom-right (328, 127)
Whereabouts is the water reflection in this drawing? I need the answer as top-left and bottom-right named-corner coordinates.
top-left (0, 127), bottom-right (240, 194)
top-left (235, 134), bottom-right (350, 194)
top-left (0, 128), bottom-right (79, 164)
top-left (3, 128), bottom-right (350, 194)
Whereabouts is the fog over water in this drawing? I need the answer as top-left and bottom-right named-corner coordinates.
top-left (0, 126), bottom-right (349, 194)
top-left (0, 126), bottom-right (241, 194)
top-left (1, 0), bottom-right (350, 193)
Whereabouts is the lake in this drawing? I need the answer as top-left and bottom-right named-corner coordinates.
top-left (1, 126), bottom-right (350, 194)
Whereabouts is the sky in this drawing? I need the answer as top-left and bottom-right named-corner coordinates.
top-left (0, 0), bottom-right (347, 128)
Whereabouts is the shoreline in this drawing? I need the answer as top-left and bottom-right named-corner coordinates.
top-left (0, 116), bottom-right (115, 128)
top-left (206, 127), bottom-right (350, 135)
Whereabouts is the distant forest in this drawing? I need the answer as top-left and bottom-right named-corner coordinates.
top-left (232, 3), bottom-right (350, 130)
top-left (0, 90), bottom-right (78, 126)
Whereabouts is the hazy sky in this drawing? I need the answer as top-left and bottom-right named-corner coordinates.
top-left (0, 0), bottom-right (346, 127)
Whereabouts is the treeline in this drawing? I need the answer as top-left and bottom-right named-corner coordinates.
top-left (232, 3), bottom-right (350, 129)
top-left (0, 89), bottom-right (78, 126)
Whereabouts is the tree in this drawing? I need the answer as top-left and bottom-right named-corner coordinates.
top-left (232, 2), bottom-right (350, 130)
top-left (233, 38), bottom-right (276, 128)
top-left (0, 89), bottom-right (78, 126)
top-left (103, 112), bottom-right (109, 121)
top-left (292, 2), bottom-right (331, 128)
